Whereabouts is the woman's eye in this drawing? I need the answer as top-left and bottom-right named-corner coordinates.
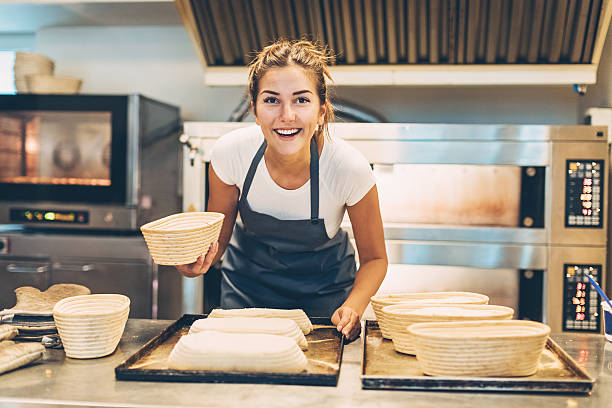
top-left (263, 96), bottom-right (279, 103)
top-left (296, 97), bottom-right (310, 104)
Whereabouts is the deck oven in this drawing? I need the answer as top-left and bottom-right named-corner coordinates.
top-left (180, 122), bottom-right (608, 333)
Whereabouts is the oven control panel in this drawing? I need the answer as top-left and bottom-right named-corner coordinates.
top-left (10, 208), bottom-right (89, 225)
top-left (563, 264), bottom-right (601, 332)
top-left (565, 160), bottom-right (603, 228)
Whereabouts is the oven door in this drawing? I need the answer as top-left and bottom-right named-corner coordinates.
top-left (0, 95), bottom-right (128, 205)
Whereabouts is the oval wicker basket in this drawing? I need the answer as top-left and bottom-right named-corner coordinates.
top-left (408, 320), bottom-right (550, 377)
top-left (25, 74), bottom-right (82, 94)
top-left (384, 304), bottom-right (514, 354)
top-left (371, 292), bottom-right (490, 339)
top-left (53, 294), bottom-right (130, 359)
top-left (140, 212), bottom-right (225, 266)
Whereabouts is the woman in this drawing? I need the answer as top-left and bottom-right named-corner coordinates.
top-left (177, 39), bottom-right (387, 340)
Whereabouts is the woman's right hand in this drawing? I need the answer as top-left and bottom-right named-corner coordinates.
top-left (175, 242), bottom-right (219, 277)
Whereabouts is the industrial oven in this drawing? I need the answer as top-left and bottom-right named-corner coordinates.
top-left (0, 94), bottom-right (182, 318)
top-left (180, 122), bottom-right (609, 334)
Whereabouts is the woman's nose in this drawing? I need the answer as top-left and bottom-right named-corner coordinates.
top-left (280, 103), bottom-right (295, 121)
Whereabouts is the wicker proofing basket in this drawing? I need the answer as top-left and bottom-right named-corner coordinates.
top-left (371, 292), bottom-right (490, 339)
top-left (408, 320), bottom-right (550, 377)
top-left (25, 74), bottom-right (82, 94)
top-left (384, 304), bottom-right (514, 355)
top-left (140, 212), bottom-right (225, 266)
top-left (53, 294), bottom-right (130, 359)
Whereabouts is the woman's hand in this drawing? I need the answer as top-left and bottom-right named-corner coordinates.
top-left (175, 242), bottom-right (219, 278)
top-left (331, 306), bottom-right (361, 341)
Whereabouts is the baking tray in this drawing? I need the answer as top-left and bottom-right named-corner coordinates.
top-left (361, 320), bottom-right (594, 393)
top-left (115, 314), bottom-right (343, 386)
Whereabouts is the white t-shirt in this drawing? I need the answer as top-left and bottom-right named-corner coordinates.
top-left (210, 125), bottom-right (376, 238)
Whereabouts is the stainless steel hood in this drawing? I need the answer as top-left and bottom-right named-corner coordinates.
top-left (176, 0), bottom-right (612, 85)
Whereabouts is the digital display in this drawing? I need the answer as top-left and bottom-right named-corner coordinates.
top-left (10, 208), bottom-right (88, 224)
top-left (563, 264), bottom-right (601, 332)
top-left (565, 160), bottom-right (603, 228)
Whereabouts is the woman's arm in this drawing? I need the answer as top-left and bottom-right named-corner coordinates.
top-left (175, 165), bottom-right (239, 278)
top-left (331, 185), bottom-right (387, 339)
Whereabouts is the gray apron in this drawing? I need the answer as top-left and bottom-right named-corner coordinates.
top-left (220, 137), bottom-right (356, 317)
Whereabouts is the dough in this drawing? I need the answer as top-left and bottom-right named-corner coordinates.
top-left (167, 331), bottom-right (308, 373)
top-left (208, 308), bottom-right (313, 334)
top-left (0, 284), bottom-right (91, 316)
top-left (190, 317), bottom-right (308, 349)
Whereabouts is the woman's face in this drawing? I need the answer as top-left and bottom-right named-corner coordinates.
top-left (254, 65), bottom-right (326, 157)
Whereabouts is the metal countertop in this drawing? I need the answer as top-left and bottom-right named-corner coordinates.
top-left (0, 319), bottom-right (610, 408)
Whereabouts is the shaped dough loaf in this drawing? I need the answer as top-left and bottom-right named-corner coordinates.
top-left (208, 308), bottom-right (313, 334)
top-left (167, 331), bottom-right (307, 373)
top-left (190, 317), bottom-right (308, 349)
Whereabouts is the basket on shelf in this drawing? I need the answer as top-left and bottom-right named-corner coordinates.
top-left (370, 292), bottom-right (490, 339)
top-left (408, 320), bottom-right (550, 377)
top-left (25, 74), bottom-right (82, 94)
top-left (13, 52), bottom-right (55, 93)
top-left (53, 294), bottom-right (130, 359)
top-left (140, 212), bottom-right (225, 266)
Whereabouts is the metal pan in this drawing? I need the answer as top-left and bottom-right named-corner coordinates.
top-left (115, 314), bottom-right (343, 386)
top-left (361, 320), bottom-right (594, 393)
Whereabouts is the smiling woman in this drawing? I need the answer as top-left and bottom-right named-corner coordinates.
top-left (175, 39), bottom-right (388, 341)
top-left (0, 51), bottom-right (16, 94)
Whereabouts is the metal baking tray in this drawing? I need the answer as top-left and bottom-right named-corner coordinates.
top-left (361, 320), bottom-right (594, 393)
top-left (116, 314), bottom-right (343, 386)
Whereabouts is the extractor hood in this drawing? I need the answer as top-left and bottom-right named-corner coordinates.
top-left (175, 0), bottom-right (612, 86)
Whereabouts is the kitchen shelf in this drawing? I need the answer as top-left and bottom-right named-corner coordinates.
top-left (204, 64), bottom-right (599, 86)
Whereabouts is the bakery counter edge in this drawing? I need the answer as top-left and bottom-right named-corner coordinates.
top-left (0, 319), bottom-right (610, 408)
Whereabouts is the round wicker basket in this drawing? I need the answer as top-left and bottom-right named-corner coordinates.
top-left (371, 292), bottom-right (490, 339)
top-left (140, 212), bottom-right (224, 265)
top-left (384, 304), bottom-right (514, 354)
top-left (408, 320), bottom-right (550, 377)
top-left (53, 294), bottom-right (130, 359)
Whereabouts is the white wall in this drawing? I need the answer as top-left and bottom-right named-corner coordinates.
top-left (29, 24), bottom-right (611, 124)
top-left (35, 26), bottom-right (245, 121)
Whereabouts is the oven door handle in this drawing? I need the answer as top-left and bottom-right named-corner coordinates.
top-left (7, 264), bottom-right (48, 273)
top-left (52, 263), bottom-right (96, 272)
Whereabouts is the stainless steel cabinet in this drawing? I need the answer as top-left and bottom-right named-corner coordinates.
top-left (0, 229), bottom-right (156, 318)
top-left (0, 257), bottom-right (50, 309)
top-left (50, 259), bottom-right (153, 318)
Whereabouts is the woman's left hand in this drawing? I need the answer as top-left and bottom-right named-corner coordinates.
top-left (331, 306), bottom-right (361, 341)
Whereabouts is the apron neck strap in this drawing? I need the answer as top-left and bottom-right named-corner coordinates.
top-left (240, 139), bottom-right (267, 202)
top-left (240, 137), bottom-right (320, 221)
top-left (309, 136), bottom-right (319, 221)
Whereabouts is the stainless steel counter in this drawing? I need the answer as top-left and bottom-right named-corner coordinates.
top-left (1, 319), bottom-right (611, 408)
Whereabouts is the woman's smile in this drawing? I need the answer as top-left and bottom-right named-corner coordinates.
top-left (274, 128), bottom-right (302, 139)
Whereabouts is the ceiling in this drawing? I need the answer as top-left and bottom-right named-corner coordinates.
top-left (0, 1), bottom-right (182, 34)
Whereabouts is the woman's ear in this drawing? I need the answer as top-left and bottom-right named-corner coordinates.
top-left (318, 102), bottom-right (326, 126)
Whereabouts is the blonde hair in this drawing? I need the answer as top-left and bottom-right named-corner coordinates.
top-left (248, 38), bottom-right (335, 139)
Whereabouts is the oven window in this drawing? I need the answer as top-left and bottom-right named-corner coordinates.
top-left (374, 164), bottom-right (521, 227)
top-left (0, 111), bottom-right (111, 186)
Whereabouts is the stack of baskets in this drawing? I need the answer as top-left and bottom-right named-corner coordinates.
top-left (13, 52), bottom-right (55, 93)
top-left (369, 290), bottom-right (552, 377)
top-left (53, 294), bottom-right (130, 359)
top-left (140, 212), bottom-right (225, 266)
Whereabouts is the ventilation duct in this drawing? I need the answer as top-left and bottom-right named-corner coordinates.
top-left (176, 0), bottom-right (612, 85)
